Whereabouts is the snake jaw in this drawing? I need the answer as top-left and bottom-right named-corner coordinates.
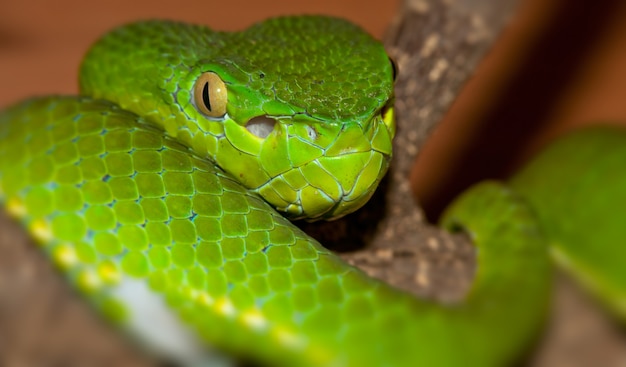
top-left (209, 110), bottom-right (393, 221)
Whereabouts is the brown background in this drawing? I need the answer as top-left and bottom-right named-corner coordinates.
top-left (0, 0), bottom-right (398, 106)
top-left (412, 0), bottom-right (626, 218)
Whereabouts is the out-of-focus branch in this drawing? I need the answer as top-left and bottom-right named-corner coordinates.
top-left (387, 0), bottom-right (519, 175)
top-left (306, 0), bottom-right (520, 300)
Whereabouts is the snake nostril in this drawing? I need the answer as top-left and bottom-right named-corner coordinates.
top-left (305, 125), bottom-right (318, 140)
top-left (245, 116), bottom-right (276, 138)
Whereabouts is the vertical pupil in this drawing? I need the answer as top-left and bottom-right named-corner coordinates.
top-left (202, 81), bottom-right (212, 111)
top-left (389, 57), bottom-right (398, 81)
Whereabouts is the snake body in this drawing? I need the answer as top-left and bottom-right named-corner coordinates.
top-left (0, 16), bottom-right (623, 367)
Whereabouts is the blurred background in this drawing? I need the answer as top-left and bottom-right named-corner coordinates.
top-left (411, 0), bottom-right (626, 219)
top-left (2, 0), bottom-right (626, 365)
top-left (0, 0), bottom-right (398, 105)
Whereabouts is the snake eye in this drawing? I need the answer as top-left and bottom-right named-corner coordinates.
top-left (193, 72), bottom-right (227, 118)
top-left (389, 57), bottom-right (398, 82)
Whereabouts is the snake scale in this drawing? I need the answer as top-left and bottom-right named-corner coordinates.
top-left (1, 15), bottom-right (625, 367)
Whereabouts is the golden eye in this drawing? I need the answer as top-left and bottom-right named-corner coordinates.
top-left (193, 72), bottom-right (227, 118)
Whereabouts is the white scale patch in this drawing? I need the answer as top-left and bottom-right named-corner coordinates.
top-left (111, 278), bottom-right (234, 367)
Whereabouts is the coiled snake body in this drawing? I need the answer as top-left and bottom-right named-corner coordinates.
top-left (1, 16), bottom-right (625, 367)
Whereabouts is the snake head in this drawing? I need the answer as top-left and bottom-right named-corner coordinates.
top-left (80, 16), bottom-right (396, 220)
top-left (199, 86), bottom-right (396, 220)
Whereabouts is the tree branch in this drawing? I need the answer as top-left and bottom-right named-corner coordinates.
top-left (305, 0), bottom-right (520, 300)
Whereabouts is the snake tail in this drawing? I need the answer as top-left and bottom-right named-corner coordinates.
top-left (510, 126), bottom-right (626, 321)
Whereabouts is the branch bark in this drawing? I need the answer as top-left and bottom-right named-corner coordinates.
top-left (305, 0), bottom-right (520, 300)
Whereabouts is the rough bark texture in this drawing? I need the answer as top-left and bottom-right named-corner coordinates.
top-left (306, 0), bottom-right (520, 301)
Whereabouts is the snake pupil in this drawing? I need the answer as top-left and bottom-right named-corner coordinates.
top-left (389, 57), bottom-right (398, 82)
top-left (202, 81), bottom-right (212, 111)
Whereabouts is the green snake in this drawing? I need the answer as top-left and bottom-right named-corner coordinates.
top-left (1, 16), bottom-right (624, 367)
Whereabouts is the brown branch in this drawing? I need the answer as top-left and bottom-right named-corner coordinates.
top-left (387, 0), bottom-right (519, 173)
top-left (303, 0), bottom-right (520, 300)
